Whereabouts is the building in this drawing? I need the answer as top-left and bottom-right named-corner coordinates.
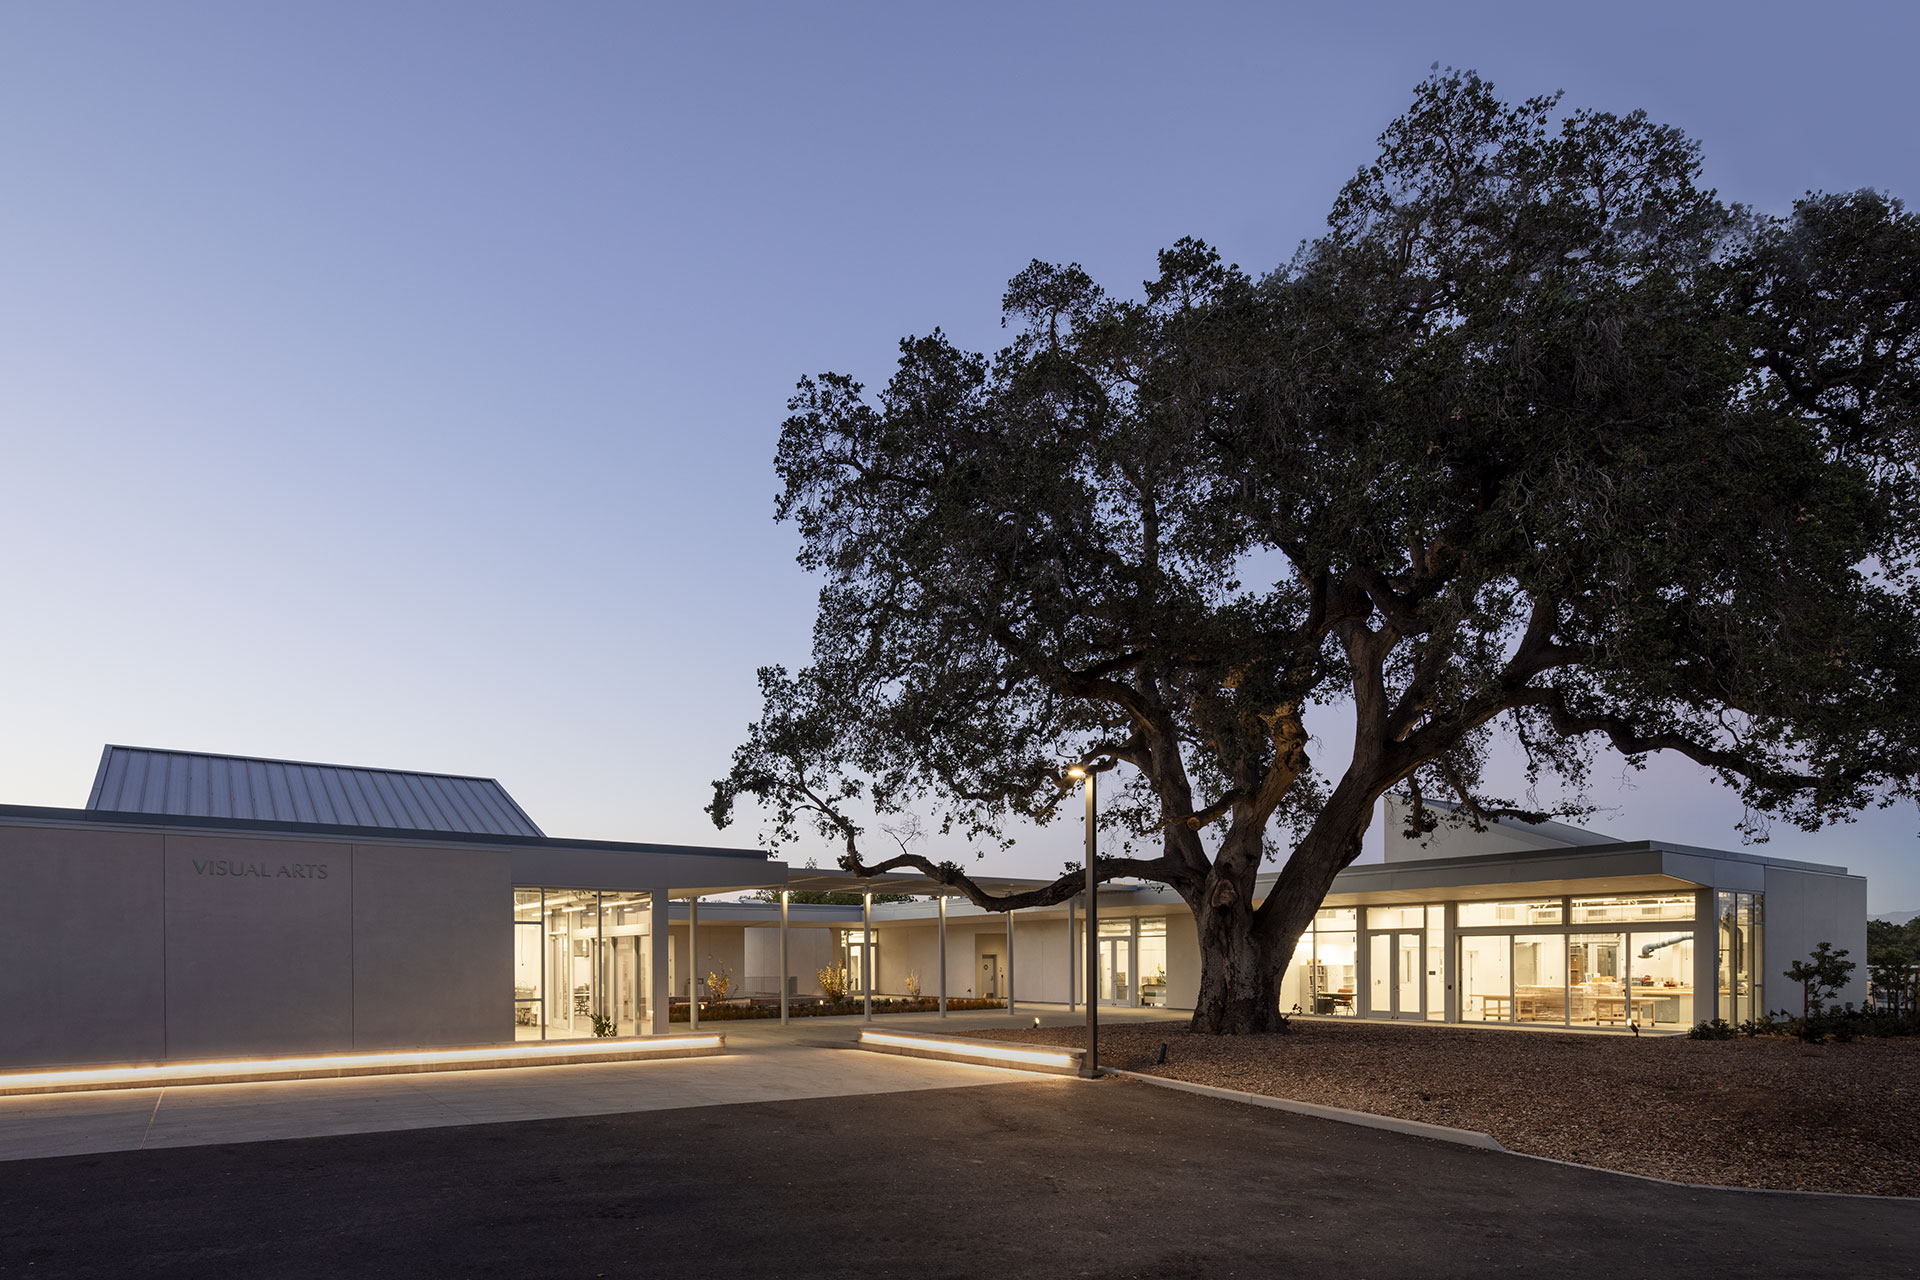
top-left (0, 747), bottom-right (1869, 1073)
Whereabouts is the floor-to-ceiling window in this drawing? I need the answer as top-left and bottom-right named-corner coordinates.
top-left (1717, 891), bottom-right (1763, 1023)
top-left (1454, 893), bottom-right (1700, 1029)
top-left (1458, 934), bottom-right (1512, 1022)
top-left (1138, 919), bottom-right (1169, 1007)
top-left (513, 890), bottom-right (544, 1040)
top-left (1280, 908), bottom-right (1358, 1015)
top-left (513, 889), bottom-right (652, 1040)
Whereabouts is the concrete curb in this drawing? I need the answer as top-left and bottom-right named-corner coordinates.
top-left (1100, 1069), bottom-right (1920, 1202)
top-left (1099, 1069), bottom-right (1506, 1150)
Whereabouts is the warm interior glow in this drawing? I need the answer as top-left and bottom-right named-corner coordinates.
top-left (1066, 766), bottom-right (1088, 778)
top-left (0, 1036), bottom-right (725, 1093)
top-left (858, 1030), bottom-right (1075, 1069)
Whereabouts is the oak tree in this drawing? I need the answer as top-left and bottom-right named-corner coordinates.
top-left (711, 71), bottom-right (1920, 1033)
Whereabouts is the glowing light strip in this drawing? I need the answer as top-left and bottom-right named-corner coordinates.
top-left (0, 1036), bottom-right (725, 1094)
top-left (858, 1030), bottom-right (1076, 1070)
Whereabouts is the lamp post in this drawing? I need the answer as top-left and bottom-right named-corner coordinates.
top-left (1068, 764), bottom-right (1098, 1079)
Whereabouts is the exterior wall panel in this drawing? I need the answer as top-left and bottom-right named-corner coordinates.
top-left (0, 826), bottom-right (166, 1069)
top-left (163, 834), bottom-right (354, 1059)
top-left (1165, 912), bottom-right (1202, 1010)
top-left (351, 843), bottom-right (509, 1049)
top-left (1763, 867), bottom-right (1870, 1009)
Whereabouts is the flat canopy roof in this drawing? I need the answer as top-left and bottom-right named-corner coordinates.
top-left (782, 869), bottom-right (1062, 898)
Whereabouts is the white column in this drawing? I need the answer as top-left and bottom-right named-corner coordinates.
top-left (779, 889), bottom-right (791, 1026)
top-left (648, 889), bottom-right (669, 1035)
top-left (862, 891), bottom-right (874, 1022)
top-left (689, 895), bottom-right (700, 1031)
top-left (1067, 897), bottom-right (1077, 1013)
top-left (1006, 907), bottom-right (1016, 1016)
top-left (938, 893), bottom-right (948, 1018)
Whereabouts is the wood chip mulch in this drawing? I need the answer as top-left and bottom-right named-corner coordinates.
top-left (972, 1018), bottom-right (1920, 1197)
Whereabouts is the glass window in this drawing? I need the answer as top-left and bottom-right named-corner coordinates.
top-left (1459, 935), bottom-right (1511, 1022)
top-left (1626, 930), bottom-right (1695, 1028)
top-left (1315, 907), bottom-right (1357, 930)
top-left (1098, 918), bottom-right (1133, 937)
top-left (1514, 934), bottom-right (1568, 1022)
top-left (1312, 931), bottom-right (1357, 1015)
top-left (1569, 933), bottom-right (1626, 1025)
top-left (1458, 899), bottom-right (1563, 927)
top-left (1138, 928), bottom-right (1168, 1007)
top-left (513, 889), bottom-right (543, 1041)
top-left (1284, 931), bottom-right (1316, 1014)
top-left (1570, 894), bottom-right (1695, 923)
top-left (1366, 905), bottom-right (1427, 930)
top-left (1717, 891), bottom-right (1762, 1023)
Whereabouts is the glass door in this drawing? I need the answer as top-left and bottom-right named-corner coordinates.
top-left (1396, 932), bottom-right (1422, 1017)
top-left (1099, 936), bottom-right (1133, 1006)
top-left (1367, 930), bottom-right (1425, 1018)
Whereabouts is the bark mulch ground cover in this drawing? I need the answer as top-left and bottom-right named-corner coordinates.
top-left (973, 1017), bottom-right (1920, 1196)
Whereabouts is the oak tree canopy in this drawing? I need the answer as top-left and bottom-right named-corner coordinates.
top-left (711, 70), bottom-right (1920, 1033)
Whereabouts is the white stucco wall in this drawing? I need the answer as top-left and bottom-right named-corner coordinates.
top-left (743, 925), bottom-right (833, 996)
top-left (1762, 867), bottom-right (1869, 1009)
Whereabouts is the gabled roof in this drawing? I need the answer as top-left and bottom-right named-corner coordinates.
top-left (85, 745), bottom-right (545, 838)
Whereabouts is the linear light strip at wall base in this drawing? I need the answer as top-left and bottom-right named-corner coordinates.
top-left (0, 1036), bottom-right (726, 1096)
top-left (857, 1030), bottom-right (1077, 1070)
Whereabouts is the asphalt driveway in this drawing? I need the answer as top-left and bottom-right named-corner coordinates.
top-left (0, 1076), bottom-right (1911, 1279)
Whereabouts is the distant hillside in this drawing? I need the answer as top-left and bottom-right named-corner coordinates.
top-left (1873, 910), bottom-right (1918, 927)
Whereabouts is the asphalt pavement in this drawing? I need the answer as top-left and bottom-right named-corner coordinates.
top-left (0, 1076), bottom-right (1912, 1279)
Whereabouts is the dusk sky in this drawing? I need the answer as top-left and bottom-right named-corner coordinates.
top-left (3, 3), bottom-right (1917, 910)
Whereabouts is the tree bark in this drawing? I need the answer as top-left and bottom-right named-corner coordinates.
top-left (1188, 872), bottom-right (1291, 1034)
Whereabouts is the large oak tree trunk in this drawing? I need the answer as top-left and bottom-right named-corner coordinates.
top-left (1188, 881), bottom-right (1291, 1034)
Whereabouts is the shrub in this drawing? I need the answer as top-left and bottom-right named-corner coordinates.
top-left (1688, 1018), bottom-right (1737, 1040)
top-left (706, 965), bottom-right (735, 1004)
top-left (1785, 942), bottom-right (1856, 1018)
top-left (665, 995), bottom-right (1008, 1022)
top-left (589, 1013), bottom-right (619, 1037)
top-left (818, 965), bottom-right (850, 1001)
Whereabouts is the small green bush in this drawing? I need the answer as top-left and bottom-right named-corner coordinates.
top-left (1688, 1018), bottom-right (1737, 1040)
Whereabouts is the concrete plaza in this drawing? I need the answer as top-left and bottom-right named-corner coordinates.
top-left (0, 1007), bottom-right (1158, 1162)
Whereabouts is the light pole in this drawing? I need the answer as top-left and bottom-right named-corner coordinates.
top-left (1068, 764), bottom-right (1098, 1079)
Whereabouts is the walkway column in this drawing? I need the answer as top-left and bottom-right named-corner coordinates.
top-left (779, 889), bottom-right (790, 1026)
top-left (688, 894), bottom-right (700, 1031)
top-left (1067, 897), bottom-right (1077, 1013)
top-left (938, 893), bottom-right (948, 1018)
top-left (1006, 906), bottom-right (1017, 1016)
top-left (648, 889), bottom-right (669, 1035)
top-left (862, 891), bottom-right (874, 1022)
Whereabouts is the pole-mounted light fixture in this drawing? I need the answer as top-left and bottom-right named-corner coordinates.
top-left (1072, 764), bottom-right (1098, 1079)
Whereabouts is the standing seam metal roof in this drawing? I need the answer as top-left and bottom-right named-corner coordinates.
top-left (85, 745), bottom-right (545, 838)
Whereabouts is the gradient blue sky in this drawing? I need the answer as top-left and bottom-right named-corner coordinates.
top-left (3, 3), bottom-right (1916, 909)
